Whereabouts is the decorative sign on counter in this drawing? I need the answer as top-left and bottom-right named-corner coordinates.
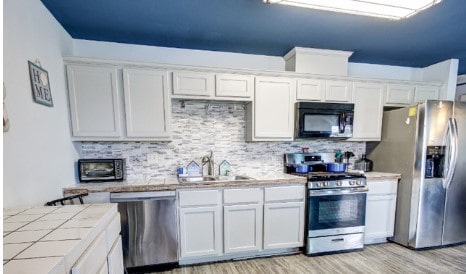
top-left (28, 60), bottom-right (53, 107)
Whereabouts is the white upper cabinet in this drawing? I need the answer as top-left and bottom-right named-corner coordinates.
top-left (248, 77), bottom-right (295, 141)
top-left (296, 78), bottom-right (324, 101)
top-left (215, 74), bottom-right (253, 100)
top-left (351, 82), bottom-right (385, 141)
top-left (325, 80), bottom-right (352, 102)
top-left (414, 85), bottom-right (440, 103)
top-left (66, 62), bottom-right (172, 141)
top-left (172, 71), bottom-right (215, 97)
top-left (123, 68), bottom-right (171, 139)
top-left (385, 84), bottom-right (415, 106)
top-left (67, 64), bottom-right (122, 138)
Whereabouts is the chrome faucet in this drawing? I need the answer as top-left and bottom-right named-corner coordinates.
top-left (201, 151), bottom-right (214, 176)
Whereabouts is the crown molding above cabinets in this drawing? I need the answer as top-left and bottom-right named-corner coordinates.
top-left (64, 57), bottom-right (442, 142)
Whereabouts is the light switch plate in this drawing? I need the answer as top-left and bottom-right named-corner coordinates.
top-left (147, 153), bottom-right (157, 165)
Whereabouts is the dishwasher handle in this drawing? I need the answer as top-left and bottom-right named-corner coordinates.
top-left (110, 191), bottom-right (175, 202)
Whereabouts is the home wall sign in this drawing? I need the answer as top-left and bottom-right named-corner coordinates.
top-left (28, 60), bottom-right (53, 107)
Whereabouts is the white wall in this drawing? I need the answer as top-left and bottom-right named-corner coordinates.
top-left (73, 39), bottom-right (285, 71)
top-left (422, 59), bottom-right (459, 100)
top-left (348, 63), bottom-right (421, 81)
top-left (3, 0), bottom-right (78, 208)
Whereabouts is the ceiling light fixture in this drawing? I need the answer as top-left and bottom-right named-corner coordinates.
top-left (263, 0), bottom-right (442, 20)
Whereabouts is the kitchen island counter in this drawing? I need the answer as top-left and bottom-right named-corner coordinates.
top-left (3, 204), bottom-right (121, 274)
top-left (63, 173), bottom-right (307, 195)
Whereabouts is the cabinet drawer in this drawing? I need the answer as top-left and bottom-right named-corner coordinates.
top-left (105, 213), bottom-right (121, 253)
top-left (179, 190), bottom-right (220, 207)
top-left (265, 186), bottom-right (305, 202)
top-left (72, 232), bottom-right (107, 274)
top-left (216, 74), bottom-right (253, 99)
top-left (367, 180), bottom-right (398, 195)
top-left (224, 188), bottom-right (262, 204)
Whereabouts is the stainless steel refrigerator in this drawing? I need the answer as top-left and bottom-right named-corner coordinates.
top-left (368, 100), bottom-right (466, 249)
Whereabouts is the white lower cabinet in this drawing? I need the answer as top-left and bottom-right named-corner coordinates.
top-left (98, 262), bottom-right (109, 274)
top-left (179, 205), bottom-right (222, 258)
top-left (263, 186), bottom-right (305, 250)
top-left (178, 185), bottom-right (305, 264)
top-left (107, 236), bottom-right (124, 274)
top-left (365, 179), bottom-right (398, 244)
top-left (263, 202), bottom-right (305, 249)
top-left (224, 204), bottom-right (263, 253)
top-left (178, 189), bottom-right (223, 260)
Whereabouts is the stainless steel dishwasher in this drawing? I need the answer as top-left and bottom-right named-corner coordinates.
top-left (110, 191), bottom-right (178, 271)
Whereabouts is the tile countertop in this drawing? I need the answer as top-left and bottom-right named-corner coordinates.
top-left (364, 172), bottom-right (401, 180)
top-left (3, 204), bottom-right (118, 274)
top-left (63, 173), bottom-right (307, 195)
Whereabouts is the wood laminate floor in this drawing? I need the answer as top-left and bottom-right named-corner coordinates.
top-left (156, 243), bottom-right (466, 274)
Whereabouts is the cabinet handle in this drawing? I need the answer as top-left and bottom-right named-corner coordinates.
top-left (331, 238), bottom-right (345, 243)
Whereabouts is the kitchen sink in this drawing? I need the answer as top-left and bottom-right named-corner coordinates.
top-left (178, 175), bottom-right (254, 183)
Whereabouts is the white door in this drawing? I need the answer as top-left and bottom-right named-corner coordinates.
top-left (123, 68), bottom-right (171, 138)
top-left (254, 77), bottom-right (295, 140)
top-left (172, 71), bottom-right (214, 97)
top-left (351, 82), bottom-right (385, 141)
top-left (365, 195), bottom-right (397, 244)
top-left (385, 84), bottom-right (415, 105)
top-left (215, 74), bottom-right (253, 99)
top-left (66, 64), bottom-right (121, 138)
top-left (224, 204), bottom-right (263, 253)
top-left (107, 236), bottom-right (124, 274)
top-left (325, 80), bottom-right (352, 102)
top-left (179, 206), bottom-right (222, 258)
top-left (263, 202), bottom-right (305, 249)
top-left (296, 78), bottom-right (324, 101)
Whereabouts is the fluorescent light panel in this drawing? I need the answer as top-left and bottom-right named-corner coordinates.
top-left (264, 0), bottom-right (442, 20)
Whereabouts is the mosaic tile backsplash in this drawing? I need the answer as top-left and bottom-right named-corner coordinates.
top-left (80, 100), bottom-right (365, 180)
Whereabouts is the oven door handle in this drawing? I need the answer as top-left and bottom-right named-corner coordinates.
top-left (308, 186), bottom-right (369, 196)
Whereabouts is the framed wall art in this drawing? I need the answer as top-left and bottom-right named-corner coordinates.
top-left (28, 60), bottom-right (53, 107)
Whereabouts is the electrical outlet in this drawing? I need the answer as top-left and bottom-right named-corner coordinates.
top-left (147, 153), bottom-right (157, 165)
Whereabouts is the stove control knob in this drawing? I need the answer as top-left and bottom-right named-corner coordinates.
top-left (356, 181), bottom-right (361, 185)
top-left (336, 181), bottom-right (342, 186)
top-left (316, 182), bottom-right (322, 187)
top-left (324, 182), bottom-right (329, 186)
top-left (349, 181), bottom-right (355, 185)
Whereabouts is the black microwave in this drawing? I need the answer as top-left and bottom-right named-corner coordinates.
top-left (78, 159), bottom-right (125, 182)
top-left (295, 102), bottom-right (354, 139)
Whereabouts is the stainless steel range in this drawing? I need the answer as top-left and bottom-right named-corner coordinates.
top-left (285, 153), bottom-right (368, 255)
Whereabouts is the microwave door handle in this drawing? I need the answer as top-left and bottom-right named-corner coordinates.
top-left (443, 118), bottom-right (458, 189)
top-left (339, 113), bottom-right (346, 133)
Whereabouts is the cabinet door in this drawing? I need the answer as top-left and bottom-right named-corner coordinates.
top-left (72, 232), bottom-right (107, 274)
top-left (67, 64), bottom-right (121, 138)
top-left (296, 78), bottom-right (324, 101)
top-left (107, 236), bottom-right (124, 274)
top-left (253, 77), bottom-right (295, 140)
top-left (263, 202), bottom-right (305, 249)
top-left (385, 84), bottom-right (415, 105)
top-left (415, 85), bottom-right (439, 103)
top-left (179, 206), bottom-right (222, 258)
top-left (98, 262), bottom-right (109, 274)
top-left (172, 71), bottom-right (214, 97)
top-left (325, 80), bottom-right (352, 102)
top-left (123, 68), bottom-right (171, 138)
top-left (365, 194), bottom-right (397, 244)
top-left (351, 82), bottom-right (385, 141)
top-left (224, 204), bottom-right (262, 254)
top-left (216, 74), bottom-right (253, 99)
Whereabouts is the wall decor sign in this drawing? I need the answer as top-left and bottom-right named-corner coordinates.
top-left (28, 60), bottom-right (53, 107)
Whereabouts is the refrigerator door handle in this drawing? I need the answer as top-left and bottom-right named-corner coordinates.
top-left (444, 118), bottom-right (458, 189)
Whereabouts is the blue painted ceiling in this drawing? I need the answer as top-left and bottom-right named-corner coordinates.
top-left (41, 0), bottom-right (466, 75)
